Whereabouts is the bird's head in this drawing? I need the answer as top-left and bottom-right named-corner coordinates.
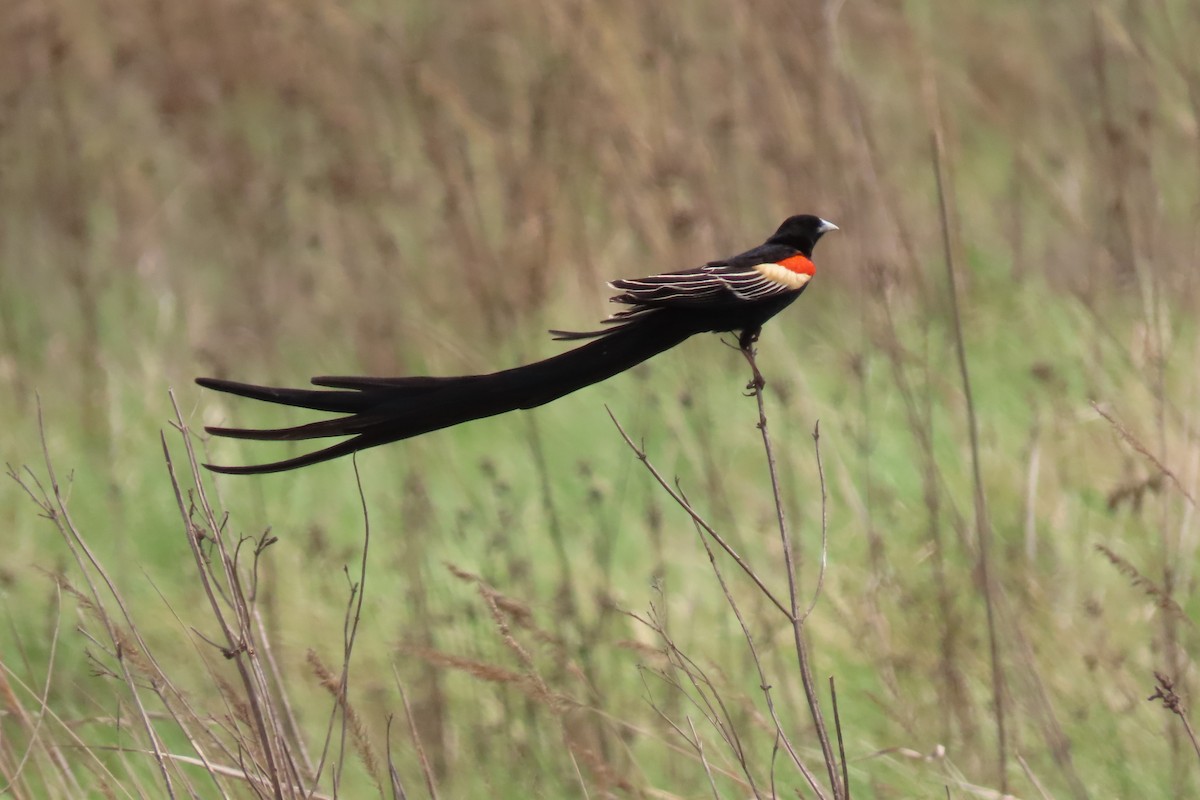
top-left (768, 214), bottom-right (839, 257)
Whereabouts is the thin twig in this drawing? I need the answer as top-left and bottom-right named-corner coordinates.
top-left (385, 715), bottom-right (409, 800)
top-left (136, 573), bottom-right (247, 797)
top-left (830, 676), bottom-right (849, 800)
top-left (525, 415), bottom-right (578, 620)
top-left (589, 704), bottom-right (757, 790)
top-left (393, 670), bottom-right (440, 800)
top-left (641, 608), bottom-right (752, 773)
top-left (675, 484), bottom-right (824, 799)
top-left (1015, 753), bottom-right (1054, 800)
top-left (606, 408), bottom-right (791, 619)
top-left (801, 422), bottom-right (830, 623)
top-left (930, 118), bottom-right (1008, 791)
top-left (687, 715), bottom-right (723, 800)
top-left (82, 747), bottom-right (331, 799)
top-left (253, 607), bottom-right (316, 777)
top-left (0, 583), bottom-right (70, 794)
top-left (0, 656), bottom-right (124, 794)
top-left (566, 749), bottom-right (592, 800)
top-left (305, 455), bottom-right (378, 797)
top-left (740, 343), bottom-right (844, 800)
top-left (165, 392), bottom-right (291, 799)
top-left (336, 455), bottom-right (374, 794)
top-left (23, 398), bottom-right (181, 798)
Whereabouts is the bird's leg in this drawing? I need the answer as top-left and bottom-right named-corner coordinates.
top-left (738, 327), bottom-right (765, 393)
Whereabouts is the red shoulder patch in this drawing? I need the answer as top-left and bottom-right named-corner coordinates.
top-left (777, 254), bottom-right (816, 276)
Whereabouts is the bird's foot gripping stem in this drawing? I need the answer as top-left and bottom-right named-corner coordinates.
top-left (738, 328), bottom-right (765, 393)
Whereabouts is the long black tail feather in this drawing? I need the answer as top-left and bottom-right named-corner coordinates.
top-left (193, 377), bottom-right (376, 414)
top-left (196, 312), bottom-right (698, 474)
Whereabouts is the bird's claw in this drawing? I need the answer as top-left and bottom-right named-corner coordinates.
top-left (737, 327), bottom-right (765, 393)
top-left (738, 328), bottom-right (762, 351)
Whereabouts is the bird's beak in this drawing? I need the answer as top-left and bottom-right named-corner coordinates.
top-left (818, 219), bottom-right (839, 234)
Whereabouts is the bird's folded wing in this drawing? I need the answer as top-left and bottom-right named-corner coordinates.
top-left (609, 262), bottom-right (806, 306)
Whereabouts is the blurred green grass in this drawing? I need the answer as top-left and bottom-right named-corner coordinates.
top-left (3, 0), bottom-right (1199, 797)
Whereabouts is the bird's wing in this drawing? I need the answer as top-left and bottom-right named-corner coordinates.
top-left (608, 256), bottom-right (813, 308)
top-left (548, 249), bottom-right (815, 340)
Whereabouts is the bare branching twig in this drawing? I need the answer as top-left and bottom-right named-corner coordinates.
top-left (606, 409), bottom-right (790, 619)
top-left (610, 342), bottom-right (845, 799)
top-left (739, 343), bottom-right (844, 800)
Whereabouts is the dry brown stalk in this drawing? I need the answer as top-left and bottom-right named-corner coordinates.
top-left (16, 402), bottom-right (181, 796)
top-left (740, 343), bottom-right (844, 800)
top-left (392, 671), bottom-right (440, 800)
top-left (306, 649), bottom-right (383, 796)
top-left (165, 393), bottom-right (298, 797)
top-left (402, 646), bottom-right (574, 712)
top-left (444, 563), bottom-right (537, 630)
top-left (610, 344), bottom-right (845, 799)
top-left (671, 482), bottom-right (810, 797)
top-left (929, 98), bottom-right (1009, 792)
top-left (606, 409), bottom-right (790, 620)
top-left (1095, 545), bottom-right (1189, 623)
top-left (1148, 673), bottom-right (1200, 767)
top-left (1092, 401), bottom-right (1197, 508)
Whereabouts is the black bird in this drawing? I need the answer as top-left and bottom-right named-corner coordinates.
top-left (196, 214), bottom-right (838, 474)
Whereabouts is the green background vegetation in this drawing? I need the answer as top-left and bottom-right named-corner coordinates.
top-left (2, 0), bottom-right (1199, 796)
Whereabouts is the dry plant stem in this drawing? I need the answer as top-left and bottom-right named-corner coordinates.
top-left (1016, 753), bottom-right (1055, 800)
top-left (100, 749), bottom-right (333, 800)
top-left (611, 362), bottom-right (840, 798)
top-left (930, 125), bottom-right (1008, 791)
top-left (605, 409), bottom-right (790, 619)
top-left (802, 422), bottom-right (830, 623)
top-left (120, 577), bottom-right (245, 793)
top-left (676, 485), bottom-right (825, 799)
top-left (0, 585), bottom-right (76, 795)
top-left (865, 214), bottom-right (970, 741)
top-left (565, 750), bottom-right (592, 800)
top-left (327, 456), bottom-right (373, 797)
top-left (384, 715), bottom-right (408, 800)
top-left (525, 416), bottom-right (578, 619)
top-left (638, 613), bottom-right (751, 769)
top-left (164, 392), bottom-right (292, 799)
top-left (253, 607), bottom-right (316, 777)
top-left (739, 343), bottom-right (844, 800)
top-left (1149, 673), bottom-right (1200, 766)
top-left (1091, 400), bottom-right (1197, 508)
top-left (0, 584), bottom-right (61, 791)
top-left (0, 658), bottom-right (130, 792)
top-left (1005, 616), bottom-right (1089, 799)
top-left (637, 669), bottom-right (753, 793)
top-left (393, 669), bottom-right (440, 800)
top-left (142, 572), bottom-right (279, 784)
top-left (165, 422), bottom-right (298, 797)
top-left (686, 715), bottom-right (722, 800)
top-left (829, 677), bottom-right (849, 800)
top-left (590, 707), bottom-right (757, 790)
top-left (16, 401), bottom-right (179, 798)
